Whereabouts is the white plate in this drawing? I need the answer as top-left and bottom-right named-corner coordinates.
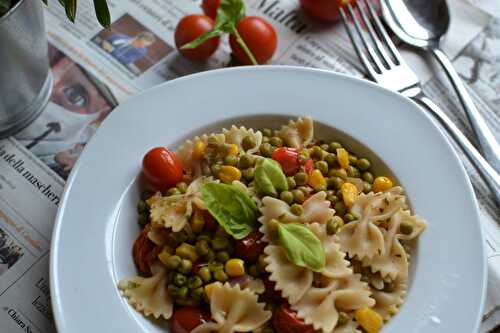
top-left (50, 66), bottom-right (486, 333)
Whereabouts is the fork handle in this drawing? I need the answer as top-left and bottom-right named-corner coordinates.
top-left (431, 47), bottom-right (500, 173)
top-left (412, 93), bottom-right (500, 206)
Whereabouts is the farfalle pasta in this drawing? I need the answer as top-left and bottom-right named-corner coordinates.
top-left (120, 117), bottom-right (427, 333)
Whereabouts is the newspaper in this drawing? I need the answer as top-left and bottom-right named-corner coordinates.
top-left (0, 0), bottom-right (498, 332)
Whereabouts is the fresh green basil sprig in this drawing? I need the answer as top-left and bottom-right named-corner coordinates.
top-left (181, 0), bottom-right (258, 65)
top-left (275, 222), bottom-right (325, 272)
top-left (201, 182), bottom-right (258, 239)
top-left (254, 158), bottom-right (288, 197)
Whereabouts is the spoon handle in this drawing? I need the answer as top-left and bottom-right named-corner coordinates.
top-left (431, 47), bottom-right (500, 173)
top-left (411, 92), bottom-right (500, 206)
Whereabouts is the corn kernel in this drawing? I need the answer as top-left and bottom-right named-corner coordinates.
top-left (373, 176), bottom-right (393, 193)
top-left (308, 169), bottom-right (327, 189)
top-left (225, 258), bottom-right (245, 277)
top-left (192, 140), bottom-right (206, 160)
top-left (175, 243), bottom-right (199, 262)
top-left (337, 148), bottom-right (350, 169)
top-left (158, 246), bottom-right (173, 265)
top-left (227, 143), bottom-right (239, 156)
top-left (355, 307), bottom-right (383, 333)
top-left (219, 165), bottom-right (242, 183)
top-left (204, 282), bottom-right (217, 298)
top-left (341, 182), bottom-right (359, 208)
top-left (190, 209), bottom-right (205, 233)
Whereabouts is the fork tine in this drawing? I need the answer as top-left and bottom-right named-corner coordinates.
top-left (340, 7), bottom-right (379, 79)
top-left (346, 3), bottom-right (386, 74)
top-left (355, 0), bottom-right (393, 69)
top-left (364, 0), bottom-right (404, 65)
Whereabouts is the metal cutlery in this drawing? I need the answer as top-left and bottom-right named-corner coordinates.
top-left (339, 0), bottom-right (500, 205)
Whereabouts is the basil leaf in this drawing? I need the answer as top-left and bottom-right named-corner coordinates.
top-left (201, 183), bottom-right (257, 240)
top-left (277, 223), bottom-right (325, 272)
top-left (254, 158), bottom-right (288, 197)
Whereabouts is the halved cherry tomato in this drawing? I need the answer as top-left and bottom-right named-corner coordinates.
top-left (273, 303), bottom-right (315, 333)
top-left (170, 307), bottom-right (210, 333)
top-left (303, 158), bottom-right (314, 175)
top-left (175, 15), bottom-right (220, 61)
top-left (142, 147), bottom-right (183, 192)
top-left (235, 232), bottom-right (266, 263)
top-left (132, 225), bottom-right (156, 276)
top-left (272, 147), bottom-right (299, 176)
top-left (201, 0), bottom-right (220, 19)
top-left (300, 0), bottom-right (352, 22)
top-left (229, 16), bottom-right (277, 65)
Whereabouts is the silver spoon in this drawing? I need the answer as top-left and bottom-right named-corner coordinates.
top-left (381, 0), bottom-right (500, 172)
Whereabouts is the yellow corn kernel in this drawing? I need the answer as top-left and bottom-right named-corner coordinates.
top-left (373, 176), bottom-right (393, 193)
top-left (341, 182), bottom-right (359, 208)
top-left (309, 169), bottom-right (327, 188)
top-left (227, 143), bottom-right (239, 156)
top-left (192, 140), bottom-right (206, 160)
top-left (204, 282), bottom-right (217, 298)
top-left (355, 308), bottom-right (383, 333)
top-left (225, 258), bottom-right (245, 277)
top-left (175, 243), bottom-right (199, 262)
top-left (337, 148), bottom-right (350, 169)
top-left (219, 165), bottom-right (241, 183)
top-left (158, 246), bottom-right (173, 265)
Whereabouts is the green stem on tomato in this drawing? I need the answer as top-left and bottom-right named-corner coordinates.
top-left (232, 27), bottom-right (258, 66)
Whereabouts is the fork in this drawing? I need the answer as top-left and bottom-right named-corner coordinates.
top-left (340, 0), bottom-right (500, 205)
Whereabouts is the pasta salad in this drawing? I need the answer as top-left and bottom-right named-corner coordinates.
top-left (118, 117), bottom-right (427, 333)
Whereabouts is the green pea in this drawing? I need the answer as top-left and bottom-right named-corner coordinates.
top-left (329, 142), bottom-right (342, 152)
top-left (191, 287), bottom-right (205, 300)
top-left (262, 136), bottom-right (270, 144)
top-left (314, 185), bottom-right (327, 192)
top-left (290, 203), bottom-right (304, 215)
top-left (315, 160), bottom-right (329, 175)
top-left (310, 146), bottom-right (324, 160)
top-left (216, 251), bottom-right (230, 262)
top-left (208, 262), bottom-right (224, 272)
top-left (326, 177), bottom-right (337, 189)
top-left (269, 136), bottom-right (283, 147)
top-left (248, 264), bottom-right (260, 277)
top-left (217, 143), bottom-right (229, 156)
top-left (298, 151), bottom-right (309, 163)
top-left (260, 143), bottom-right (274, 157)
top-left (178, 259), bottom-right (192, 274)
top-left (224, 154), bottom-right (238, 166)
top-left (297, 186), bottom-right (309, 193)
top-left (287, 176), bottom-right (296, 189)
top-left (280, 191), bottom-right (294, 205)
top-left (363, 182), bottom-right (372, 193)
top-left (347, 165), bottom-right (360, 178)
top-left (242, 135), bottom-right (256, 151)
top-left (138, 214), bottom-right (148, 226)
top-left (325, 153), bottom-right (337, 167)
top-left (238, 154), bottom-right (254, 169)
top-left (320, 143), bottom-right (330, 151)
top-left (400, 221), bottom-right (414, 235)
top-left (173, 231), bottom-right (188, 244)
top-left (195, 240), bottom-right (210, 256)
top-left (212, 237), bottom-right (229, 251)
top-left (292, 190), bottom-right (305, 204)
top-left (137, 200), bottom-right (148, 214)
top-left (337, 312), bottom-right (349, 326)
top-left (261, 128), bottom-right (273, 137)
top-left (167, 187), bottom-right (181, 196)
top-left (329, 169), bottom-right (347, 179)
top-left (173, 273), bottom-right (187, 287)
top-left (242, 167), bottom-right (255, 181)
top-left (214, 269), bottom-right (228, 282)
top-left (362, 171), bottom-right (374, 183)
top-left (356, 158), bottom-right (371, 171)
top-left (175, 182), bottom-right (187, 194)
top-left (334, 202), bottom-right (347, 216)
top-left (167, 284), bottom-right (179, 297)
top-left (211, 164), bottom-right (222, 176)
top-left (331, 177), bottom-right (345, 190)
top-left (294, 172), bottom-right (308, 186)
top-left (198, 266), bottom-right (212, 283)
top-left (207, 136), bottom-right (219, 146)
top-left (327, 194), bottom-right (339, 203)
top-left (344, 213), bottom-right (355, 222)
top-left (165, 255), bottom-right (182, 270)
top-left (328, 216), bottom-right (345, 235)
top-left (348, 154), bottom-right (358, 164)
top-left (197, 233), bottom-right (211, 242)
top-left (205, 249), bottom-right (216, 262)
top-left (187, 276), bottom-right (203, 289)
top-left (177, 286), bottom-right (189, 298)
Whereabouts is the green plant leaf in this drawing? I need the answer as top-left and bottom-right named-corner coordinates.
top-left (93, 0), bottom-right (110, 28)
top-left (277, 223), bottom-right (325, 272)
top-left (217, 0), bottom-right (245, 27)
top-left (64, 0), bottom-right (77, 22)
top-left (201, 183), bottom-right (257, 239)
top-left (254, 158), bottom-right (288, 197)
top-left (181, 29), bottom-right (225, 50)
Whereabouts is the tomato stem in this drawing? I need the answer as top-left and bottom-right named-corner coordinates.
top-left (233, 27), bottom-right (258, 65)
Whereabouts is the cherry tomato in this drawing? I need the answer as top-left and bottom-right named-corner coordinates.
top-left (175, 15), bottom-right (220, 61)
top-left (170, 307), bottom-right (210, 333)
top-left (201, 0), bottom-right (220, 19)
top-left (303, 158), bottom-right (314, 175)
top-left (229, 16), bottom-right (277, 65)
top-left (300, 0), bottom-right (352, 22)
top-left (142, 147), bottom-right (183, 192)
top-left (235, 232), bottom-right (266, 263)
top-left (272, 147), bottom-right (299, 176)
top-left (132, 225), bottom-right (156, 276)
top-left (273, 303), bottom-right (315, 333)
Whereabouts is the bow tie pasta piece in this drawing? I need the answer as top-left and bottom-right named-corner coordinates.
top-left (223, 126), bottom-right (263, 154)
top-left (264, 245), bottom-right (313, 304)
top-left (301, 192), bottom-right (336, 225)
top-left (292, 274), bottom-right (374, 333)
top-left (149, 177), bottom-right (214, 232)
top-left (371, 278), bottom-right (407, 320)
top-left (192, 282), bottom-right (271, 333)
top-left (177, 134), bottom-right (222, 175)
top-left (276, 116), bottom-right (314, 148)
top-left (117, 264), bottom-right (173, 319)
top-left (337, 187), bottom-right (406, 261)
